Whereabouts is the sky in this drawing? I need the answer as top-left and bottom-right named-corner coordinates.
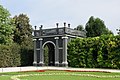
top-left (1, 0), bottom-right (120, 34)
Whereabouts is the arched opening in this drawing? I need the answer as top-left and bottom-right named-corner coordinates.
top-left (43, 42), bottom-right (55, 66)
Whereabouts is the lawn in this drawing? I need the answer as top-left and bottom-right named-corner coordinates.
top-left (0, 70), bottom-right (120, 80)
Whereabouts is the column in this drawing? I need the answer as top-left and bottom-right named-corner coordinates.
top-left (39, 38), bottom-right (44, 66)
top-left (33, 39), bottom-right (37, 66)
top-left (54, 37), bottom-right (59, 66)
top-left (62, 36), bottom-right (68, 67)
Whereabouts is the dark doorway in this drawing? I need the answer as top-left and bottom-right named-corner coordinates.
top-left (44, 42), bottom-right (55, 66)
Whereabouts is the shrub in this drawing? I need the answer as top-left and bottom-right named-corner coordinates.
top-left (0, 43), bottom-right (20, 67)
top-left (68, 35), bottom-right (120, 69)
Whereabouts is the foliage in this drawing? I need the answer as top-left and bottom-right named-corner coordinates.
top-left (13, 14), bottom-right (33, 66)
top-left (20, 45), bottom-right (33, 66)
top-left (0, 5), bottom-right (15, 44)
top-left (0, 5), bottom-right (33, 67)
top-left (68, 35), bottom-right (120, 69)
top-left (13, 14), bottom-right (33, 45)
top-left (74, 25), bottom-right (84, 31)
top-left (44, 45), bottom-right (49, 66)
top-left (85, 16), bottom-right (113, 37)
top-left (0, 43), bottom-right (21, 67)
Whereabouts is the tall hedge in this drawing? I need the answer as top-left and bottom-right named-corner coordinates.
top-left (0, 44), bottom-right (21, 67)
top-left (0, 43), bottom-right (33, 68)
top-left (68, 35), bottom-right (120, 69)
top-left (20, 45), bottom-right (33, 66)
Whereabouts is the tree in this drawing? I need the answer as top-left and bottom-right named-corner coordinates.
top-left (74, 25), bottom-right (84, 31)
top-left (13, 14), bottom-right (33, 66)
top-left (13, 14), bottom-right (33, 45)
top-left (85, 16), bottom-right (113, 37)
top-left (0, 5), bottom-right (14, 44)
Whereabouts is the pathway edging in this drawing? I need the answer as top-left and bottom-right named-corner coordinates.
top-left (0, 66), bottom-right (120, 73)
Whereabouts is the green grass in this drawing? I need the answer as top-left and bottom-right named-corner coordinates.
top-left (0, 71), bottom-right (120, 80)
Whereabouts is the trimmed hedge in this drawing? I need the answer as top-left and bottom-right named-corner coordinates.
top-left (0, 43), bottom-right (33, 67)
top-left (20, 45), bottom-right (33, 66)
top-left (0, 44), bottom-right (21, 67)
top-left (68, 35), bottom-right (120, 69)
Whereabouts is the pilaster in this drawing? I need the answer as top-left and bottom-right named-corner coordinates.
top-left (62, 36), bottom-right (68, 67)
top-left (39, 38), bottom-right (44, 66)
top-left (33, 39), bottom-right (37, 66)
top-left (54, 37), bottom-right (59, 66)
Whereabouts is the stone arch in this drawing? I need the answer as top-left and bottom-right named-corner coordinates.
top-left (42, 41), bottom-right (56, 66)
top-left (42, 41), bottom-right (56, 49)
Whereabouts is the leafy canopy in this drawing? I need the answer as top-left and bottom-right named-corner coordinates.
top-left (13, 14), bottom-right (33, 46)
top-left (0, 5), bottom-right (14, 44)
top-left (74, 25), bottom-right (84, 31)
top-left (85, 16), bottom-right (113, 37)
